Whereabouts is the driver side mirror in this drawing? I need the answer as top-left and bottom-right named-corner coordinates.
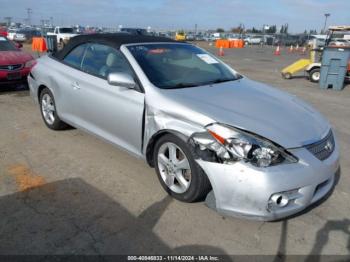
top-left (107, 72), bottom-right (136, 89)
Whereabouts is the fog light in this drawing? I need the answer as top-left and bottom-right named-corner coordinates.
top-left (271, 194), bottom-right (289, 206)
top-left (267, 189), bottom-right (300, 212)
top-left (268, 193), bottom-right (289, 211)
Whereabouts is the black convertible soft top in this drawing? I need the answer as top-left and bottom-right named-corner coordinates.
top-left (52, 33), bottom-right (177, 60)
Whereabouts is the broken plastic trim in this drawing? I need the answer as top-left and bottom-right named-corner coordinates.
top-left (188, 132), bottom-right (224, 163)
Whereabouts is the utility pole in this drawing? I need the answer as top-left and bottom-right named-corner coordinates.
top-left (4, 17), bottom-right (12, 27)
top-left (195, 24), bottom-right (198, 35)
top-left (26, 8), bottom-right (32, 26)
top-left (240, 23), bottom-right (245, 36)
top-left (323, 13), bottom-right (330, 34)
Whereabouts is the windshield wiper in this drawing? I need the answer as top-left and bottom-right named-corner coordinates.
top-left (160, 77), bottom-right (242, 89)
top-left (163, 83), bottom-right (201, 89)
top-left (207, 78), bottom-right (236, 85)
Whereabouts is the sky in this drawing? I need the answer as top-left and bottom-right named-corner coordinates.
top-left (1, 0), bottom-right (349, 33)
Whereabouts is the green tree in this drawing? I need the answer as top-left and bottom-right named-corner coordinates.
top-left (216, 28), bottom-right (225, 33)
top-left (266, 25), bottom-right (276, 34)
top-left (252, 27), bottom-right (261, 33)
top-left (280, 25), bottom-right (284, 34)
top-left (280, 24), bottom-right (288, 34)
top-left (177, 29), bottom-right (185, 35)
top-left (231, 24), bottom-right (244, 34)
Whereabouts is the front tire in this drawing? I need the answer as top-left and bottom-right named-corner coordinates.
top-left (39, 88), bottom-right (68, 130)
top-left (309, 68), bottom-right (320, 83)
top-left (153, 134), bottom-right (211, 202)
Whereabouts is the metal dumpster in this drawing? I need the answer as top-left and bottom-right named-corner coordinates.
top-left (319, 47), bottom-right (350, 90)
top-left (44, 35), bottom-right (57, 53)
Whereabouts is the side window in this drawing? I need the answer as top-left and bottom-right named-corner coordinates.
top-left (63, 44), bottom-right (87, 69)
top-left (81, 43), bottom-right (134, 79)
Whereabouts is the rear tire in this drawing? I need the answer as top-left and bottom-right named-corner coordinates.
top-left (153, 134), bottom-right (211, 203)
top-left (309, 68), bottom-right (320, 83)
top-left (39, 88), bottom-right (68, 130)
top-left (282, 72), bottom-right (292, 79)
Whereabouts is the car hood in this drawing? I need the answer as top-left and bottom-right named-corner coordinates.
top-left (0, 51), bottom-right (33, 65)
top-left (158, 78), bottom-right (330, 148)
top-left (61, 33), bottom-right (77, 38)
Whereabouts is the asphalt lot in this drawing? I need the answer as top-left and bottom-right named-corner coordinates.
top-left (0, 43), bottom-right (349, 256)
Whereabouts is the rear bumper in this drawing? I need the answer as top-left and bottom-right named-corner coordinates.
top-left (198, 139), bottom-right (340, 221)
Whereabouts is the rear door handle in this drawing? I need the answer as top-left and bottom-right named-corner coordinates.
top-left (71, 81), bottom-right (80, 90)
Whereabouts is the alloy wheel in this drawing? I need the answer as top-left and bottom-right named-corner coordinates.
top-left (41, 93), bottom-right (55, 125)
top-left (157, 142), bottom-right (192, 194)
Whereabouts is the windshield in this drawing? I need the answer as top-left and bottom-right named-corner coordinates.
top-left (127, 43), bottom-right (240, 89)
top-left (0, 37), bottom-right (17, 51)
top-left (60, 28), bottom-right (74, 33)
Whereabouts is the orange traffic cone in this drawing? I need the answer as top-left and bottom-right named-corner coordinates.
top-left (288, 45), bottom-right (294, 53)
top-left (218, 46), bottom-right (224, 56)
top-left (274, 45), bottom-right (281, 56)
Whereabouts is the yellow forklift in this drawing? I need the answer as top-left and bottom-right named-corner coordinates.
top-left (281, 25), bottom-right (350, 82)
top-left (175, 31), bottom-right (186, 41)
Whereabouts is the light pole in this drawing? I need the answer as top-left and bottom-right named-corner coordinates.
top-left (323, 13), bottom-right (330, 34)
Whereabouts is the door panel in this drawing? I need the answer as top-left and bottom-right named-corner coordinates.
top-left (50, 43), bottom-right (88, 122)
top-left (51, 43), bottom-right (145, 156)
top-left (71, 72), bottom-right (144, 156)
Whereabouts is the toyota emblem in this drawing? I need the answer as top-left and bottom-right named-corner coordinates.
top-left (324, 140), bottom-right (333, 152)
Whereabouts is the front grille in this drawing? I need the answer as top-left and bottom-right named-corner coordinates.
top-left (306, 130), bottom-right (335, 161)
top-left (0, 64), bottom-right (23, 71)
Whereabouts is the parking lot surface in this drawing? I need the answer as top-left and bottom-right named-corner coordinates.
top-left (0, 44), bottom-right (349, 256)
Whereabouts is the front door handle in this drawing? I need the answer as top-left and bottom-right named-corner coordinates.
top-left (71, 81), bottom-right (80, 90)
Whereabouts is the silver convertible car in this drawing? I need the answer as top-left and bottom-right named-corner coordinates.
top-left (28, 34), bottom-right (340, 221)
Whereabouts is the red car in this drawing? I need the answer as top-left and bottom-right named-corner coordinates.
top-left (0, 36), bottom-right (36, 85)
top-left (0, 27), bottom-right (7, 37)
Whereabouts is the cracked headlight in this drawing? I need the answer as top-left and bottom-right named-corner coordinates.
top-left (190, 123), bottom-right (298, 167)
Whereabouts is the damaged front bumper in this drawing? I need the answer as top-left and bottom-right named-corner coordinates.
top-left (196, 144), bottom-right (340, 221)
